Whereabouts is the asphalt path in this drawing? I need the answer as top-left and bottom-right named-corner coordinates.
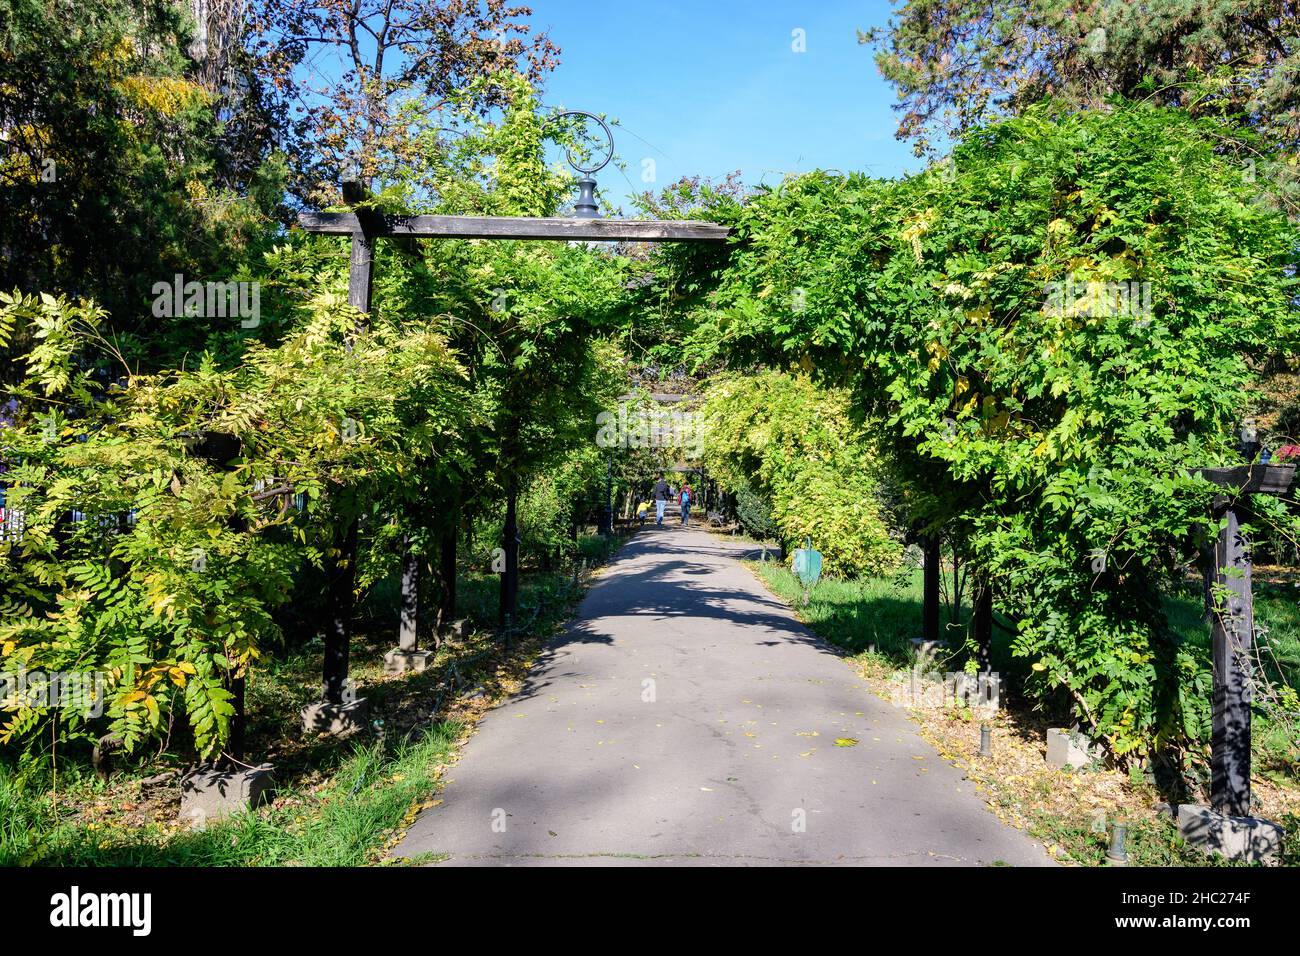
top-left (394, 520), bottom-right (1052, 867)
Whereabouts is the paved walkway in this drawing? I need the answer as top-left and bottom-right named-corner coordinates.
top-left (394, 520), bottom-right (1052, 866)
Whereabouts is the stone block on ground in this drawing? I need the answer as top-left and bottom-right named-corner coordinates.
top-left (180, 763), bottom-right (274, 829)
top-left (384, 648), bottom-right (434, 675)
top-left (440, 618), bottom-right (471, 641)
top-left (1046, 728), bottom-right (1099, 770)
top-left (301, 698), bottom-right (369, 737)
top-left (910, 637), bottom-right (946, 666)
top-left (1177, 805), bottom-right (1284, 864)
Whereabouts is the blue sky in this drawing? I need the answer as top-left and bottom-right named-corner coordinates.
top-left (530, 1), bottom-right (926, 209)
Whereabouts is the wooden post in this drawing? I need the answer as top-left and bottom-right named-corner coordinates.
top-left (437, 518), bottom-right (457, 635)
top-left (1194, 464), bottom-right (1294, 816)
top-left (1209, 498), bottom-right (1253, 816)
top-left (499, 477), bottom-right (519, 628)
top-left (322, 515), bottom-right (358, 704)
top-left (228, 674), bottom-right (245, 763)
top-left (399, 533), bottom-right (420, 653)
top-left (973, 577), bottom-right (992, 671)
top-left (320, 176), bottom-right (371, 703)
top-left (923, 533), bottom-right (941, 644)
top-left (342, 180), bottom-right (374, 318)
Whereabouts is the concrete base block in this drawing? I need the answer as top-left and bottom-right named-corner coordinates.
top-left (1177, 805), bottom-right (1284, 865)
top-left (384, 648), bottom-right (435, 675)
top-left (180, 763), bottom-right (274, 829)
top-left (1046, 728), bottom-right (1099, 770)
top-left (301, 698), bottom-right (369, 737)
top-left (910, 637), bottom-right (946, 664)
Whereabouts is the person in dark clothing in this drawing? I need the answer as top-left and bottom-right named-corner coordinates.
top-left (652, 476), bottom-right (671, 526)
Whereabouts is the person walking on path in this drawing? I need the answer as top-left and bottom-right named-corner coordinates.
top-left (652, 475), bottom-right (671, 526)
top-left (680, 483), bottom-right (693, 525)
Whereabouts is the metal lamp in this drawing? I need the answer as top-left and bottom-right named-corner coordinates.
top-left (547, 110), bottom-right (614, 219)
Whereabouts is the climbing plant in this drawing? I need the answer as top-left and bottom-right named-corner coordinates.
top-left (700, 371), bottom-right (902, 577)
top-left (691, 103), bottom-right (1300, 760)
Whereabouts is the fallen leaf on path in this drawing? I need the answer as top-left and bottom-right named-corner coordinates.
top-left (834, 738), bottom-right (859, 747)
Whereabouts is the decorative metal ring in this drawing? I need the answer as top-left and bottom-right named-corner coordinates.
top-left (544, 109), bottom-right (614, 175)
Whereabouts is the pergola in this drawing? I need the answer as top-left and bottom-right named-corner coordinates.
top-left (294, 179), bottom-right (730, 730)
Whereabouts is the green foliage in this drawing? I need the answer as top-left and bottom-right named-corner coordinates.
top-left (733, 476), bottom-right (778, 541)
top-left (0, 279), bottom-right (471, 760)
top-left (0, 73), bottom-right (640, 764)
top-left (700, 371), bottom-right (902, 577)
top-left (0, 0), bottom-right (280, 364)
top-left (866, 0), bottom-right (1300, 200)
top-left (698, 103), bottom-right (1300, 760)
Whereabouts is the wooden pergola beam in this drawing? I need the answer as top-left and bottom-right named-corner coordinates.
top-left (297, 212), bottom-right (732, 243)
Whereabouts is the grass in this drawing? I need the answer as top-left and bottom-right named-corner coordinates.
top-left (0, 531), bottom-right (626, 867)
top-left (1, 723), bottom-right (461, 866)
top-left (753, 560), bottom-right (1300, 729)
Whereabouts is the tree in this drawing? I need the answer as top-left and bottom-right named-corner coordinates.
top-left (0, 254), bottom-right (471, 760)
top-left (247, 0), bottom-right (559, 203)
top-left (696, 103), bottom-right (1300, 760)
top-left (398, 73), bottom-right (638, 626)
top-left (0, 0), bottom-right (277, 352)
top-left (864, 1), bottom-right (1300, 210)
top-left (700, 371), bottom-right (902, 577)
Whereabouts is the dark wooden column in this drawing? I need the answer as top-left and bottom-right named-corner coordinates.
top-left (228, 674), bottom-right (246, 762)
top-left (323, 513), bottom-right (358, 704)
top-left (437, 517), bottom-right (458, 635)
top-left (398, 532), bottom-right (420, 653)
top-left (499, 476), bottom-right (519, 628)
top-left (342, 180), bottom-right (374, 317)
top-left (1209, 497), bottom-right (1253, 816)
top-left (923, 533), bottom-right (941, 643)
top-left (321, 176), bottom-right (373, 703)
top-left (973, 577), bottom-right (992, 671)
top-left (1196, 463), bottom-right (1294, 816)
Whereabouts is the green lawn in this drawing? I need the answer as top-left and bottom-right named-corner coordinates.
top-left (753, 561), bottom-right (1300, 692)
top-left (752, 560), bottom-right (1300, 772)
top-left (0, 723), bottom-right (461, 866)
